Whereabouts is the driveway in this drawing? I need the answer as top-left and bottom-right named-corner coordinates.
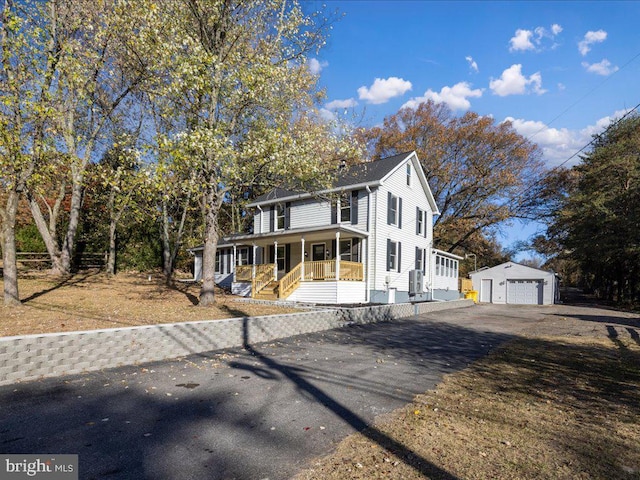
top-left (1, 303), bottom-right (635, 479)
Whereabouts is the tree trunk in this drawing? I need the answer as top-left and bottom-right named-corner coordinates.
top-left (199, 189), bottom-right (221, 306)
top-left (60, 177), bottom-right (84, 273)
top-left (161, 190), bottom-right (192, 285)
top-left (2, 191), bottom-right (21, 306)
top-left (161, 200), bottom-right (173, 282)
top-left (106, 189), bottom-right (117, 276)
top-left (27, 192), bottom-right (65, 274)
top-left (107, 221), bottom-right (117, 276)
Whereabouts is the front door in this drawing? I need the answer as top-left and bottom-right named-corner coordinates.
top-left (310, 243), bottom-right (327, 280)
top-left (312, 243), bottom-right (325, 261)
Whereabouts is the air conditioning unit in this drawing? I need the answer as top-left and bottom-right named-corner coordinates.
top-left (409, 269), bottom-right (423, 295)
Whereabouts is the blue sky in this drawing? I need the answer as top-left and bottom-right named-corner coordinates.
top-left (306, 0), bottom-right (640, 256)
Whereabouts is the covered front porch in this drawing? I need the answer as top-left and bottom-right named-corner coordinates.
top-left (228, 225), bottom-right (369, 304)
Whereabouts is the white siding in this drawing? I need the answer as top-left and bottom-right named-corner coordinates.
top-left (286, 281), bottom-right (337, 303)
top-left (371, 155), bottom-right (434, 295)
top-left (336, 281), bottom-right (367, 304)
top-left (284, 281), bottom-right (366, 304)
top-left (291, 199), bottom-right (332, 229)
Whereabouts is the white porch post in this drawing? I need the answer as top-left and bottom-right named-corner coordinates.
top-left (252, 244), bottom-right (257, 279)
top-left (232, 244), bottom-right (237, 276)
top-left (300, 237), bottom-right (305, 281)
top-left (335, 231), bottom-right (340, 281)
top-left (273, 240), bottom-right (278, 279)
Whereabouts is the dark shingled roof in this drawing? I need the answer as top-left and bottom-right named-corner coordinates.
top-left (251, 152), bottom-right (412, 205)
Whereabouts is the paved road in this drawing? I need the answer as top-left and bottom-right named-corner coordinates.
top-left (1, 303), bottom-right (633, 479)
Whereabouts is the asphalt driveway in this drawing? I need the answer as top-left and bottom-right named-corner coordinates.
top-left (1, 302), bottom-right (633, 479)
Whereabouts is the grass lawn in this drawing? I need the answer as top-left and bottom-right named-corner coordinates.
top-left (0, 270), bottom-right (301, 337)
top-left (295, 333), bottom-right (640, 480)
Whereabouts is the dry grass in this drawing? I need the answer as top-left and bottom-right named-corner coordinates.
top-left (296, 334), bottom-right (640, 480)
top-left (0, 270), bottom-right (301, 337)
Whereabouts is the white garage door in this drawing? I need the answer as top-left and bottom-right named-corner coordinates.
top-left (507, 279), bottom-right (543, 305)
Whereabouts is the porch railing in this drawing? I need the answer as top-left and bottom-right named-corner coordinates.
top-left (252, 263), bottom-right (275, 297)
top-left (338, 260), bottom-right (363, 281)
top-left (235, 265), bottom-right (253, 282)
top-left (301, 260), bottom-right (364, 281)
top-left (303, 260), bottom-right (336, 281)
top-left (279, 263), bottom-right (302, 299)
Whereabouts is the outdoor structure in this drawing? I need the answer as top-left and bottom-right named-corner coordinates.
top-left (189, 151), bottom-right (462, 304)
top-left (469, 261), bottom-right (558, 305)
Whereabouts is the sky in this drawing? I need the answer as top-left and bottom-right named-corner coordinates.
top-left (304, 0), bottom-right (640, 257)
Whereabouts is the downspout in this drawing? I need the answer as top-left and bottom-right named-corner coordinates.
top-left (365, 186), bottom-right (372, 303)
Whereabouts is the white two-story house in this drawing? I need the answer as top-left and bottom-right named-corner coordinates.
top-left (189, 151), bottom-right (461, 304)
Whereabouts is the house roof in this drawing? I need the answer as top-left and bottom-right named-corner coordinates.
top-left (187, 223), bottom-right (369, 252)
top-left (468, 261), bottom-right (555, 277)
top-left (248, 151), bottom-right (439, 213)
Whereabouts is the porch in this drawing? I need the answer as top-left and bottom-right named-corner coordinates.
top-left (235, 259), bottom-right (365, 302)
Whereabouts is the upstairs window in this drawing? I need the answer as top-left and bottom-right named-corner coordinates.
top-left (275, 204), bottom-right (285, 230)
top-left (340, 192), bottom-right (351, 223)
top-left (406, 163), bottom-right (412, 186)
top-left (416, 208), bottom-right (425, 236)
top-left (387, 193), bottom-right (402, 227)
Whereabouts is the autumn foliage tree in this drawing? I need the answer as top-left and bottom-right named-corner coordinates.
top-left (140, 0), bottom-right (356, 304)
top-left (360, 101), bottom-right (545, 266)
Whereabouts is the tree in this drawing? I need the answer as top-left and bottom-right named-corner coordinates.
top-left (142, 0), bottom-right (356, 304)
top-left (25, 0), bottom-right (153, 275)
top-left (93, 143), bottom-right (151, 276)
top-left (550, 114), bottom-right (640, 302)
top-left (360, 101), bottom-right (545, 265)
top-left (0, 0), bottom-right (59, 305)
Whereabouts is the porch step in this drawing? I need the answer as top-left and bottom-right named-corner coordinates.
top-left (254, 281), bottom-right (279, 300)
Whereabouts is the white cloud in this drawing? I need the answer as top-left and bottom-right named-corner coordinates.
top-left (509, 24), bottom-right (562, 52)
top-left (489, 64), bottom-right (546, 96)
top-left (465, 55), bottom-right (479, 73)
top-left (319, 108), bottom-right (336, 122)
top-left (325, 98), bottom-right (358, 110)
top-left (402, 81), bottom-right (483, 112)
top-left (578, 30), bottom-right (607, 56)
top-left (557, 82), bottom-right (566, 91)
top-left (357, 77), bottom-right (412, 104)
top-left (307, 58), bottom-right (328, 75)
top-left (582, 58), bottom-right (619, 76)
top-left (509, 29), bottom-right (535, 52)
top-left (505, 109), bottom-right (631, 167)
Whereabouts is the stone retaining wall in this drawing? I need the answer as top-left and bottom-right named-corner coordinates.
top-left (0, 299), bottom-right (473, 386)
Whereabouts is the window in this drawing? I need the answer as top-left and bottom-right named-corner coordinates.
top-left (416, 208), bottom-right (425, 236)
top-left (340, 192), bottom-right (351, 223)
top-left (415, 247), bottom-right (425, 272)
top-left (340, 239), bottom-right (360, 262)
top-left (215, 251), bottom-right (221, 273)
top-left (236, 247), bottom-right (249, 266)
top-left (275, 204), bottom-right (285, 230)
top-left (340, 239), bottom-right (352, 261)
top-left (387, 193), bottom-right (401, 227)
top-left (275, 245), bottom-right (285, 271)
top-left (387, 240), bottom-right (401, 272)
top-left (389, 195), bottom-right (398, 225)
top-left (406, 163), bottom-right (412, 186)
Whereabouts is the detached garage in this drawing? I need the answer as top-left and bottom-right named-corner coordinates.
top-left (469, 262), bottom-right (557, 305)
